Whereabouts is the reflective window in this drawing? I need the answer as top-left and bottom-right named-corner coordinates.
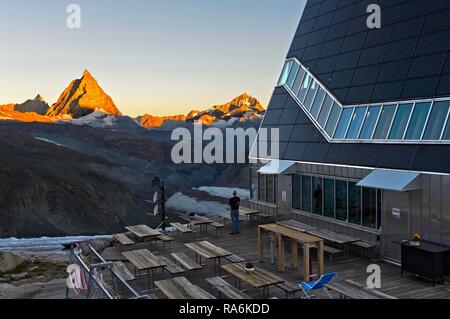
top-left (443, 115), bottom-right (450, 140)
top-left (278, 60), bottom-right (293, 86)
top-left (292, 175), bottom-right (301, 210)
top-left (286, 62), bottom-right (300, 89)
top-left (304, 80), bottom-right (319, 110)
top-left (335, 180), bottom-right (348, 222)
top-left (310, 87), bottom-right (326, 118)
top-left (377, 189), bottom-right (382, 229)
top-left (266, 175), bottom-right (275, 204)
top-left (388, 103), bottom-right (413, 140)
top-left (291, 68), bottom-right (306, 95)
top-left (323, 179), bottom-right (335, 219)
top-left (250, 168), bottom-right (258, 200)
top-left (325, 102), bottom-right (341, 137)
top-left (423, 101), bottom-right (450, 140)
top-left (359, 105), bottom-right (381, 139)
top-left (302, 175), bottom-right (312, 213)
top-left (297, 74), bottom-right (313, 102)
top-left (348, 182), bottom-right (361, 226)
top-left (373, 104), bottom-right (396, 139)
top-left (405, 102), bottom-right (432, 140)
top-left (258, 174), bottom-right (266, 202)
top-left (334, 108), bottom-right (353, 139)
top-left (362, 188), bottom-right (377, 229)
top-left (312, 177), bottom-right (323, 215)
top-left (318, 95), bottom-right (334, 126)
top-left (346, 107), bottom-right (366, 139)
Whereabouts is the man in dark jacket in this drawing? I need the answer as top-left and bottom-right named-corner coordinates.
top-left (229, 191), bottom-right (241, 235)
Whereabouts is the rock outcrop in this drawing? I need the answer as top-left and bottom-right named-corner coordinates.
top-left (15, 95), bottom-right (50, 115)
top-left (138, 114), bottom-right (186, 128)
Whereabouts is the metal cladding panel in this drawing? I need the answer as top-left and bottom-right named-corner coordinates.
top-left (287, 0), bottom-right (450, 105)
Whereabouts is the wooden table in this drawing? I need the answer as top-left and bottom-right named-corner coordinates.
top-left (276, 220), bottom-right (319, 233)
top-left (122, 249), bottom-right (167, 290)
top-left (185, 241), bottom-right (232, 274)
top-left (221, 262), bottom-right (284, 295)
top-left (179, 215), bottom-right (213, 238)
top-left (155, 277), bottom-right (216, 299)
top-left (258, 224), bottom-right (324, 281)
top-left (125, 225), bottom-right (161, 239)
top-left (306, 229), bottom-right (359, 255)
top-left (239, 207), bottom-right (260, 222)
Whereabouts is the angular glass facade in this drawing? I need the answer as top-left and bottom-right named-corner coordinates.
top-left (277, 58), bottom-right (450, 143)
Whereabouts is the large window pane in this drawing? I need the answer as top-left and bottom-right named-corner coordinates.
top-left (304, 80), bottom-right (319, 110)
top-left (334, 108), bottom-right (354, 139)
top-left (443, 115), bottom-right (450, 140)
top-left (310, 87), bottom-right (326, 118)
top-left (359, 105), bottom-right (381, 139)
top-left (423, 101), bottom-right (450, 140)
top-left (291, 68), bottom-right (306, 95)
top-left (373, 104), bottom-right (396, 139)
top-left (318, 95), bottom-right (334, 127)
top-left (377, 189), bottom-right (382, 230)
top-left (258, 174), bottom-right (266, 202)
top-left (292, 175), bottom-right (301, 210)
top-left (302, 175), bottom-right (312, 213)
top-left (266, 175), bottom-right (274, 204)
top-left (388, 103), bottom-right (413, 140)
top-left (362, 188), bottom-right (377, 229)
top-left (325, 102), bottom-right (341, 136)
top-left (348, 182), bottom-right (361, 225)
top-left (323, 179), bottom-right (335, 219)
top-left (346, 107), bottom-right (366, 139)
top-left (250, 168), bottom-right (258, 200)
top-left (405, 102), bottom-right (431, 140)
top-left (297, 74), bottom-right (313, 103)
top-left (312, 177), bottom-right (323, 215)
top-left (278, 60), bottom-right (293, 86)
top-left (335, 180), bottom-right (348, 222)
top-left (286, 62), bottom-right (300, 89)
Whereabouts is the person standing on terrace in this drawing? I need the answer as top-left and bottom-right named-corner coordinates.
top-left (228, 191), bottom-right (241, 235)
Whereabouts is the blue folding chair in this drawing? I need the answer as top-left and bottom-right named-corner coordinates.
top-left (299, 272), bottom-right (337, 299)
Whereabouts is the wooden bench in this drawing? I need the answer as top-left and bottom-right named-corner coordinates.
top-left (171, 253), bottom-right (202, 271)
top-left (156, 234), bottom-right (175, 251)
top-left (275, 281), bottom-right (302, 299)
top-left (158, 256), bottom-right (185, 275)
top-left (256, 213), bottom-right (272, 220)
top-left (113, 233), bottom-right (135, 246)
top-left (326, 280), bottom-right (397, 299)
top-left (206, 277), bottom-right (251, 299)
top-left (324, 245), bottom-right (343, 263)
top-left (352, 241), bottom-right (376, 257)
top-left (225, 254), bottom-right (245, 263)
top-left (112, 262), bottom-right (135, 281)
top-left (170, 223), bottom-right (193, 236)
top-left (208, 222), bottom-right (226, 237)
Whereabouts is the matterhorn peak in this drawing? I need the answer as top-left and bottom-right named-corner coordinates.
top-left (46, 70), bottom-right (121, 118)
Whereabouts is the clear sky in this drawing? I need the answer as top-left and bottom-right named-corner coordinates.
top-left (0, 0), bottom-right (306, 116)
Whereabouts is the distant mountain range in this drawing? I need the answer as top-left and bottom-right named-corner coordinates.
top-left (0, 70), bottom-right (265, 129)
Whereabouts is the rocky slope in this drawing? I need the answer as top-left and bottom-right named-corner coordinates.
top-left (14, 95), bottom-right (50, 115)
top-left (46, 70), bottom-right (121, 118)
top-left (137, 114), bottom-right (186, 128)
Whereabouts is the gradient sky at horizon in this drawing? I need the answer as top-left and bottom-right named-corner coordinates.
top-left (0, 0), bottom-right (306, 116)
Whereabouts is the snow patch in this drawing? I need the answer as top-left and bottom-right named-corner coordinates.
top-left (34, 137), bottom-right (64, 147)
top-left (71, 109), bottom-right (117, 128)
top-left (166, 192), bottom-right (227, 217)
top-left (195, 187), bottom-right (250, 200)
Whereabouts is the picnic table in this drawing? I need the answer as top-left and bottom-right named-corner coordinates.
top-left (276, 220), bottom-right (319, 233)
top-left (306, 229), bottom-right (359, 255)
top-left (221, 262), bottom-right (285, 295)
top-left (122, 249), bottom-right (167, 290)
top-left (179, 215), bottom-right (213, 238)
top-left (125, 225), bottom-right (162, 241)
top-left (185, 241), bottom-right (232, 274)
top-left (239, 206), bottom-right (260, 222)
top-left (258, 224), bottom-right (324, 281)
top-left (155, 277), bottom-right (216, 299)
top-left (326, 280), bottom-right (397, 299)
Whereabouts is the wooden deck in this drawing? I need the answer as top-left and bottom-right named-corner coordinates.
top-left (102, 220), bottom-right (450, 299)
